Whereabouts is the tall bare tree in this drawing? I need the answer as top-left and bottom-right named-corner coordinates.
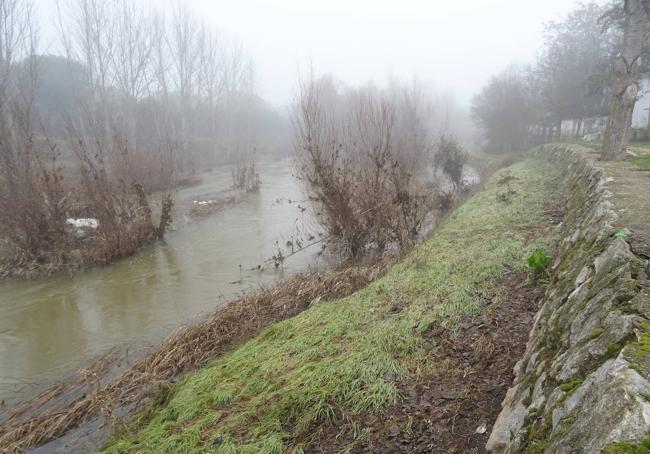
top-left (0, 0), bottom-right (38, 201)
top-left (0, 0), bottom-right (72, 263)
top-left (602, 0), bottom-right (649, 160)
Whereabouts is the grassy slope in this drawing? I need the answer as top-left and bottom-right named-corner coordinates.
top-left (102, 157), bottom-right (560, 454)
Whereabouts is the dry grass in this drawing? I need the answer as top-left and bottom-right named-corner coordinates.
top-left (0, 256), bottom-right (394, 453)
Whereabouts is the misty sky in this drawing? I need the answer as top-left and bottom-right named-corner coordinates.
top-left (36, 0), bottom-right (589, 108)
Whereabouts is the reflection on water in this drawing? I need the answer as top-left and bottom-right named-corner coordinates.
top-left (0, 159), bottom-right (323, 406)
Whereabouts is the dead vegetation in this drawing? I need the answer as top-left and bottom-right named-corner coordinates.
top-left (433, 134), bottom-right (468, 192)
top-left (0, 129), bottom-right (174, 278)
top-left (0, 254), bottom-right (395, 452)
top-left (231, 160), bottom-right (261, 193)
top-left (293, 77), bottom-right (460, 258)
top-left (0, 0), bottom-right (174, 278)
top-left (188, 192), bottom-right (243, 218)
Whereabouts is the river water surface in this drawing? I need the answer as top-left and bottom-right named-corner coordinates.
top-left (0, 160), bottom-right (324, 407)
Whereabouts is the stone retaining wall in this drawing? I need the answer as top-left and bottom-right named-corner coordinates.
top-left (487, 144), bottom-right (650, 453)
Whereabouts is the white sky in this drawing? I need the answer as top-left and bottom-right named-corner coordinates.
top-left (35, 0), bottom-right (587, 108)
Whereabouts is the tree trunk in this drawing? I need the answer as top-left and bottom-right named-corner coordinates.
top-left (602, 0), bottom-right (648, 160)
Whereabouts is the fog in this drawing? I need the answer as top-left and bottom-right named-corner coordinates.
top-left (3, 1), bottom-right (647, 448)
top-left (35, 0), bottom-right (584, 108)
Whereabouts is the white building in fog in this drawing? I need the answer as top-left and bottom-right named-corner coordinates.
top-left (631, 77), bottom-right (650, 130)
top-left (559, 76), bottom-right (650, 140)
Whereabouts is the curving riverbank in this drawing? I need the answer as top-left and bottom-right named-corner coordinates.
top-left (0, 160), bottom-right (324, 410)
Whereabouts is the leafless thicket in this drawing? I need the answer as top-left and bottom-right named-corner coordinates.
top-left (57, 0), bottom-right (259, 187)
top-left (293, 77), bottom-right (463, 257)
top-left (0, 0), bottom-right (262, 276)
top-left (0, 0), bottom-right (71, 272)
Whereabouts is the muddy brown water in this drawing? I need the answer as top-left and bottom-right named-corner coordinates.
top-left (0, 159), bottom-right (326, 409)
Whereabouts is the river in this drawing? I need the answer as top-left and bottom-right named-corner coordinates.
top-left (0, 159), bottom-right (325, 407)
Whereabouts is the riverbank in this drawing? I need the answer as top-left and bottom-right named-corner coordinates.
top-left (0, 160), bottom-right (326, 411)
top-left (93, 156), bottom-right (563, 453)
top-left (0, 255), bottom-right (397, 453)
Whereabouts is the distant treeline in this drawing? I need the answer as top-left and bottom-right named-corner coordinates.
top-left (472, 1), bottom-right (641, 153)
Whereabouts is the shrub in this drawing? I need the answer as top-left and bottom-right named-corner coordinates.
top-left (67, 130), bottom-right (174, 266)
top-left (292, 77), bottom-right (436, 257)
top-left (0, 123), bottom-right (175, 276)
top-left (527, 249), bottom-right (551, 282)
top-left (434, 135), bottom-right (468, 191)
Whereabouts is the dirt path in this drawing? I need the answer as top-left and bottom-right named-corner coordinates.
top-left (306, 272), bottom-right (544, 453)
top-left (600, 156), bottom-right (650, 258)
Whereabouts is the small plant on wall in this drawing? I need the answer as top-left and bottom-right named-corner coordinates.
top-left (527, 249), bottom-right (551, 283)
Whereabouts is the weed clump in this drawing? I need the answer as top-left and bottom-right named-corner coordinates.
top-left (527, 249), bottom-right (551, 283)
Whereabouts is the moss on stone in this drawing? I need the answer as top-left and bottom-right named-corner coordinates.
top-left (559, 379), bottom-right (583, 395)
top-left (618, 302), bottom-right (639, 315)
top-left (616, 279), bottom-right (641, 303)
top-left (605, 342), bottom-right (625, 360)
top-left (602, 436), bottom-right (650, 454)
top-left (632, 257), bottom-right (649, 271)
top-left (498, 144), bottom-right (650, 453)
top-left (623, 326), bottom-right (650, 377)
top-left (589, 327), bottom-right (606, 340)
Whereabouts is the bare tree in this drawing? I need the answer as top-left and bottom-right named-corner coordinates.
top-left (220, 40), bottom-right (255, 161)
top-left (2, 0), bottom-right (274, 275)
top-left (0, 0), bottom-right (71, 269)
top-left (293, 76), bottom-right (437, 257)
top-left (602, 0), bottom-right (649, 160)
top-left (168, 0), bottom-right (201, 169)
top-left (63, 0), bottom-right (114, 97)
top-left (111, 0), bottom-right (157, 102)
top-left (196, 24), bottom-right (223, 148)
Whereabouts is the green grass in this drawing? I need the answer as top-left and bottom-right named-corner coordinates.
top-left (559, 379), bottom-right (583, 394)
top-left (565, 139), bottom-right (602, 152)
top-left (627, 155), bottom-right (650, 171)
top-left (101, 158), bottom-right (560, 454)
top-left (559, 139), bottom-right (650, 158)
